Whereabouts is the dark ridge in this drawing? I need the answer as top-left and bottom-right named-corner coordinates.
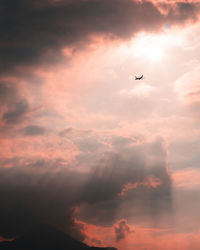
top-left (0, 224), bottom-right (117, 250)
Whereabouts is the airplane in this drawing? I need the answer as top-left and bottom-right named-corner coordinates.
top-left (135, 75), bottom-right (143, 80)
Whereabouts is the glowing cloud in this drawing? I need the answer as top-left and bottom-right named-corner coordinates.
top-left (130, 31), bottom-right (183, 62)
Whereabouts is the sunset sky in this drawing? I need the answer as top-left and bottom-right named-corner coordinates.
top-left (1, 0), bottom-right (200, 249)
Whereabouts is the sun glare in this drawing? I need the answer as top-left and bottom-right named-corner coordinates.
top-left (131, 33), bottom-right (166, 62)
top-left (145, 46), bottom-right (164, 62)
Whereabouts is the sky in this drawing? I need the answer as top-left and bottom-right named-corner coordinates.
top-left (1, 0), bottom-right (200, 249)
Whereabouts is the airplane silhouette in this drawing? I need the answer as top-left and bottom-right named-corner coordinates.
top-left (135, 75), bottom-right (143, 80)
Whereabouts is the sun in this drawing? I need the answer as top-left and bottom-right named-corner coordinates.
top-left (144, 45), bottom-right (164, 62)
top-left (131, 33), bottom-right (165, 62)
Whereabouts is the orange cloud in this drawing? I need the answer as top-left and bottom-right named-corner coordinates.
top-left (76, 218), bottom-right (200, 250)
top-left (114, 219), bottom-right (135, 242)
top-left (120, 176), bottom-right (163, 195)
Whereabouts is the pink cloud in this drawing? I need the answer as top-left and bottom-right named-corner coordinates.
top-left (172, 168), bottom-right (200, 189)
top-left (78, 218), bottom-right (200, 250)
top-left (120, 176), bottom-right (163, 195)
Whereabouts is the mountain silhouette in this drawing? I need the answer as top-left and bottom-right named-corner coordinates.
top-left (0, 224), bottom-right (117, 250)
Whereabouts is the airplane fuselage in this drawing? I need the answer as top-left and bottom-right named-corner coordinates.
top-left (135, 75), bottom-right (143, 80)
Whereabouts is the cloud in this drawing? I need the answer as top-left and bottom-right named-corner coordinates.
top-left (119, 83), bottom-right (154, 99)
top-left (172, 168), bottom-right (200, 189)
top-left (154, 1), bottom-right (200, 18)
top-left (0, 81), bottom-right (30, 126)
top-left (0, 1), bottom-right (199, 248)
top-left (72, 135), bottom-right (172, 226)
top-left (3, 99), bottom-right (29, 124)
top-left (0, 162), bottom-right (87, 240)
top-left (175, 65), bottom-right (200, 105)
top-left (114, 219), bottom-right (134, 242)
top-left (84, 220), bottom-right (200, 250)
top-left (0, 0), bottom-right (199, 76)
top-left (168, 2), bottom-right (200, 23)
top-left (0, 132), bottom-right (172, 239)
top-left (22, 125), bottom-right (46, 136)
top-left (120, 176), bottom-right (162, 195)
top-left (174, 64), bottom-right (200, 119)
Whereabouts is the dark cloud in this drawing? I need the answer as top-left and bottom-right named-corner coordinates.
top-left (73, 137), bottom-right (173, 226)
top-left (0, 0), bottom-right (199, 76)
top-left (0, 81), bottom-right (29, 125)
top-left (79, 138), bottom-right (170, 202)
top-left (59, 127), bottom-right (92, 138)
top-left (0, 82), bottom-right (17, 103)
top-left (168, 2), bottom-right (199, 23)
top-left (0, 162), bottom-right (86, 240)
top-left (3, 99), bottom-right (29, 124)
top-left (114, 219), bottom-right (134, 242)
top-left (0, 82), bottom-right (20, 106)
top-left (23, 125), bottom-right (46, 136)
top-left (0, 136), bottom-right (172, 239)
